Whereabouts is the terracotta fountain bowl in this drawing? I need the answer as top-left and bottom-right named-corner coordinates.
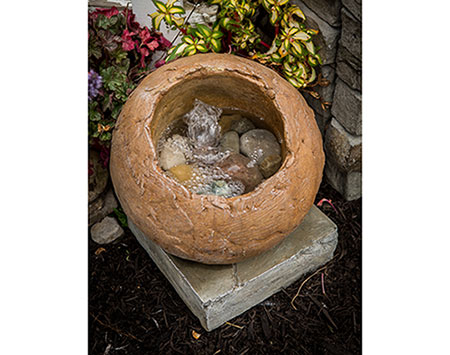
top-left (110, 53), bottom-right (324, 264)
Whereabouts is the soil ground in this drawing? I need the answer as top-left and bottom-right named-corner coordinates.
top-left (89, 181), bottom-right (362, 354)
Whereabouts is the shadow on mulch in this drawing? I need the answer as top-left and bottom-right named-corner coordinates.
top-left (89, 181), bottom-right (361, 354)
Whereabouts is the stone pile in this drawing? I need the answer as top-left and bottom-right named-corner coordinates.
top-left (158, 102), bottom-right (283, 197)
top-left (89, 150), bottom-right (125, 244)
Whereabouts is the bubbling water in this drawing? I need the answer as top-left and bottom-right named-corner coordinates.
top-left (157, 99), bottom-right (282, 198)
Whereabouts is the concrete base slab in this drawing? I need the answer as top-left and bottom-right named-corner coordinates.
top-left (129, 205), bottom-right (338, 331)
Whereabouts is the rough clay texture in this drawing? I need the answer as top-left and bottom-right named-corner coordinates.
top-left (110, 53), bottom-right (324, 264)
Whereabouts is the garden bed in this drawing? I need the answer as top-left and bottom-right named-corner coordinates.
top-left (89, 181), bottom-right (361, 354)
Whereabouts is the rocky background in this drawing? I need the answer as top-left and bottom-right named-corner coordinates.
top-left (292, 0), bottom-right (362, 201)
top-left (89, 0), bottom-right (362, 201)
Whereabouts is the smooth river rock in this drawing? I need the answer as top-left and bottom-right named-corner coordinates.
top-left (159, 134), bottom-right (192, 170)
top-left (219, 131), bottom-right (240, 154)
top-left (259, 154), bottom-right (282, 178)
top-left (240, 129), bottom-right (281, 165)
top-left (218, 114), bottom-right (241, 133)
top-left (230, 117), bottom-right (255, 135)
top-left (218, 153), bottom-right (263, 193)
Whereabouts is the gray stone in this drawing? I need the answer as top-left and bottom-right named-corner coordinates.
top-left (89, 189), bottom-right (119, 226)
top-left (219, 131), bottom-right (240, 154)
top-left (303, 65), bottom-right (336, 120)
top-left (336, 45), bottom-right (362, 91)
top-left (184, 1), bottom-right (219, 26)
top-left (342, 0), bottom-right (361, 22)
top-left (91, 216), bottom-right (124, 244)
top-left (89, 150), bottom-right (109, 203)
top-left (337, 44), bottom-right (362, 71)
top-left (325, 118), bottom-right (362, 172)
top-left (298, 0), bottom-right (342, 27)
top-left (340, 8), bottom-right (361, 60)
top-left (325, 158), bottom-right (361, 200)
top-left (293, 1), bottom-right (340, 65)
top-left (331, 78), bottom-right (362, 135)
top-left (129, 205), bottom-right (338, 331)
top-left (230, 117), bottom-right (255, 135)
top-left (240, 129), bottom-right (281, 164)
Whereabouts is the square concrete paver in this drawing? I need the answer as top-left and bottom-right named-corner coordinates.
top-left (129, 205), bottom-right (338, 331)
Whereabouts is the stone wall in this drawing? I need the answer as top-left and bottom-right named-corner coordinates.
top-left (293, 0), bottom-right (362, 200)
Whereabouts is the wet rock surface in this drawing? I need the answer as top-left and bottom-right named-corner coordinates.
top-left (169, 164), bottom-right (196, 183)
top-left (218, 114), bottom-right (241, 133)
top-left (90, 216), bottom-right (124, 245)
top-left (219, 131), bottom-right (240, 154)
top-left (230, 117), bottom-right (255, 135)
top-left (240, 129), bottom-right (281, 165)
top-left (259, 154), bottom-right (282, 178)
top-left (158, 103), bottom-right (283, 197)
top-left (159, 134), bottom-right (191, 170)
top-left (218, 153), bottom-right (263, 193)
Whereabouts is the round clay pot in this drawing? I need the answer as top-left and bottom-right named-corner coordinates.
top-left (110, 53), bottom-right (324, 264)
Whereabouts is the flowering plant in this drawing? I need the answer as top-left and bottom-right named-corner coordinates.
top-left (151, 0), bottom-right (325, 90)
top-left (88, 6), bottom-right (170, 162)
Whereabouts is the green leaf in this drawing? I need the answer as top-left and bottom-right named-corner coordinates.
top-left (196, 24), bottom-right (212, 38)
top-left (307, 67), bottom-right (317, 83)
top-left (113, 208), bottom-right (128, 228)
top-left (168, 5), bottom-right (185, 14)
top-left (210, 38), bottom-right (222, 52)
top-left (308, 55), bottom-right (318, 66)
top-left (172, 16), bottom-right (184, 27)
top-left (182, 36), bottom-right (195, 45)
top-left (270, 8), bottom-right (280, 25)
top-left (184, 44), bottom-right (197, 56)
top-left (153, 0), bottom-right (167, 13)
top-left (286, 76), bottom-right (302, 88)
top-left (196, 43), bottom-right (209, 53)
top-left (111, 103), bottom-right (122, 119)
top-left (100, 132), bottom-right (112, 141)
top-left (293, 31), bottom-right (311, 41)
top-left (150, 13), bottom-right (165, 30)
top-left (290, 41), bottom-right (304, 57)
top-left (219, 17), bottom-right (236, 30)
top-left (304, 40), bottom-right (315, 55)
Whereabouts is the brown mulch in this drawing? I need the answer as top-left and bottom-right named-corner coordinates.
top-left (89, 181), bottom-right (361, 354)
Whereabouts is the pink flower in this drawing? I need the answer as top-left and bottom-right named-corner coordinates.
top-left (147, 39), bottom-right (159, 51)
top-left (139, 28), bottom-right (152, 44)
top-left (138, 46), bottom-right (150, 67)
top-left (121, 29), bottom-right (136, 51)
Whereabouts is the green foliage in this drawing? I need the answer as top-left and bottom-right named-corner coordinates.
top-left (113, 208), bottom-right (128, 228)
top-left (151, 0), bottom-right (323, 89)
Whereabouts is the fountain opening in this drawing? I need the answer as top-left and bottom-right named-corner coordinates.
top-left (157, 99), bottom-right (283, 198)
